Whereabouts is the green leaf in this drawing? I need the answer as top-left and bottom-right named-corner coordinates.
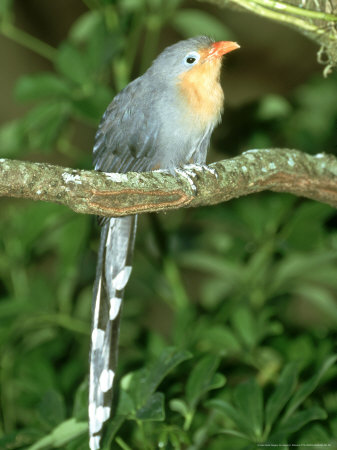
top-left (0, 429), bottom-right (39, 449)
top-left (218, 428), bottom-right (253, 441)
top-left (281, 202), bottom-right (335, 252)
top-left (265, 363), bottom-right (298, 434)
top-left (206, 399), bottom-right (253, 439)
top-left (271, 407), bottom-right (327, 439)
top-left (282, 355), bottom-right (337, 422)
top-left (298, 424), bottom-right (330, 446)
top-left (56, 43), bottom-right (90, 84)
top-left (37, 390), bottom-right (66, 429)
top-left (43, 214), bottom-right (90, 275)
top-left (271, 251), bottom-right (337, 296)
top-left (212, 373), bottom-right (226, 390)
top-left (233, 379), bottom-right (264, 439)
top-left (265, 433), bottom-right (288, 446)
top-left (100, 415), bottom-right (125, 449)
top-left (11, 202), bottom-right (64, 251)
top-left (23, 102), bottom-right (69, 150)
top-left (0, 0), bottom-right (13, 16)
top-left (116, 387), bottom-right (135, 416)
top-left (128, 347), bottom-right (192, 408)
top-left (231, 306), bottom-right (258, 349)
top-left (0, 119), bottom-right (25, 156)
top-left (102, 349), bottom-right (191, 449)
top-left (119, 0), bottom-right (146, 11)
top-left (72, 380), bottom-right (88, 422)
top-left (169, 398), bottom-right (189, 419)
top-left (180, 251), bottom-right (242, 280)
top-left (70, 9), bottom-right (121, 74)
top-left (69, 10), bottom-right (102, 43)
top-left (186, 355), bottom-right (225, 410)
top-left (172, 9), bottom-right (234, 41)
top-left (86, 17), bottom-right (122, 70)
top-left (294, 284), bottom-right (337, 323)
top-left (199, 325), bottom-right (242, 354)
top-left (15, 73), bottom-right (71, 101)
top-left (28, 419), bottom-right (87, 449)
top-left (136, 392), bottom-right (165, 421)
top-left (257, 94), bottom-right (292, 120)
top-left (71, 84), bottom-right (112, 122)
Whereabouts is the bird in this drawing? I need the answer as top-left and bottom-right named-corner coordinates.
top-left (89, 35), bottom-right (240, 450)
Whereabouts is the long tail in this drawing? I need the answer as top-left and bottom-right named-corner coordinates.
top-left (89, 215), bottom-right (137, 450)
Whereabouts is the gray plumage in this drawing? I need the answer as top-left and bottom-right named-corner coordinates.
top-left (90, 35), bottom-right (229, 450)
top-left (93, 36), bottom-right (219, 173)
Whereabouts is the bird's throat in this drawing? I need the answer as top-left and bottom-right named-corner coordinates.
top-left (178, 58), bottom-right (224, 129)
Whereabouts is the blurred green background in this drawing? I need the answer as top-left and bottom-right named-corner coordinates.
top-left (0, 0), bottom-right (337, 449)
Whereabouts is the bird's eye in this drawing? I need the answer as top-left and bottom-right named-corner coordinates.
top-left (183, 51), bottom-right (200, 67)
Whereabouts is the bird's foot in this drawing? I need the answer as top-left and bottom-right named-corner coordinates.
top-left (184, 163), bottom-right (219, 179)
top-left (174, 167), bottom-right (198, 194)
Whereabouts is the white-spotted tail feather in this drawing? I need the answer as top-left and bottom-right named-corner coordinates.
top-left (89, 216), bottom-right (137, 449)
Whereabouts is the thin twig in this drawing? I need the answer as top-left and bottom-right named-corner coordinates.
top-left (0, 21), bottom-right (57, 61)
top-left (253, 0), bottom-right (337, 22)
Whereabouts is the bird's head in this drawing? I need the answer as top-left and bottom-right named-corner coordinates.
top-left (148, 36), bottom-right (240, 126)
top-left (179, 38), bottom-right (240, 71)
top-left (148, 36), bottom-right (239, 81)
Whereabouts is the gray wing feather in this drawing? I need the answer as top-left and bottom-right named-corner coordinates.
top-left (93, 77), bottom-right (160, 174)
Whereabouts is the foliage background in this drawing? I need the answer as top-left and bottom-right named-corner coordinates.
top-left (0, 0), bottom-right (337, 449)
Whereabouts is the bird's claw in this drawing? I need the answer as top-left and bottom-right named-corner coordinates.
top-left (185, 163), bottom-right (219, 179)
top-left (174, 164), bottom-right (218, 195)
top-left (174, 168), bottom-right (198, 194)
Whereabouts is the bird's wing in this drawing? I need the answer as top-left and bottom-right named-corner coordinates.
top-left (93, 77), bottom-right (160, 174)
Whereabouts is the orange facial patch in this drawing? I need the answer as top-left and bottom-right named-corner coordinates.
top-left (178, 49), bottom-right (224, 128)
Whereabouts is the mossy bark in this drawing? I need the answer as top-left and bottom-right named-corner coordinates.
top-left (0, 149), bottom-right (336, 217)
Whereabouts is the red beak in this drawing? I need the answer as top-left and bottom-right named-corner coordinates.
top-left (207, 41), bottom-right (240, 59)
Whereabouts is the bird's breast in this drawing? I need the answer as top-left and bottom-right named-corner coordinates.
top-left (177, 59), bottom-right (224, 130)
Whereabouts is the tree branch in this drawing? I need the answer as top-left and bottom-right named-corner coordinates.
top-left (0, 149), bottom-right (336, 216)
top-left (202, 0), bottom-right (337, 74)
